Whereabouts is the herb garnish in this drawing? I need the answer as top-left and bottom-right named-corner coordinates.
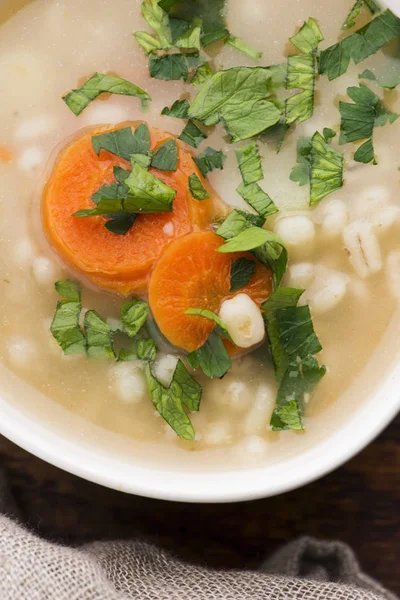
top-left (178, 119), bottom-right (207, 148)
top-left (84, 310), bottom-right (116, 359)
top-left (149, 53), bottom-right (189, 81)
top-left (342, 0), bottom-right (379, 30)
top-left (237, 183), bottom-right (278, 218)
top-left (50, 280), bottom-right (86, 355)
top-left (230, 257), bottom-right (256, 292)
top-left (188, 173), bottom-right (210, 199)
top-left (118, 338), bottom-right (158, 362)
top-left (187, 330), bottom-right (232, 378)
top-left (185, 308), bottom-right (233, 342)
top-left (193, 147), bottom-right (226, 177)
top-left (92, 125), bottom-right (151, 160)
top-left (151, 139), bottom-right (179, 171)
top-left (161, 99), bottom-right (190, 118)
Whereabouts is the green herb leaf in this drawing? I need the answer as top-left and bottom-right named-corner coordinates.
top-left (201, 27), bottom-right (228, 46)
top-left (130, 153), bottom-right (152, 168)
top-left (92, 124), bottom-right (151, 160)
top-left (84, 310), bottom-right (115, 359)
top-left (50, 280), bottom-right (86, 355)
top-left (175, 22), bottom-right (202, 51)
top-left (289, 136), bottom-right (312, 186)
top-left (188, 67), bottom-right (282, 142)
top-left (359, 67), bottom-right (400, 90)
top-left (161, 99), bottom-right (190, 118)
top-left (151, 139), bottom-right (178, 171)
top-left (170, 358), bottom-right (202, 411)
top-left (63, 73), bottom-right (150, 116)
top-left (120, 298), bottom-right (150, 337)
top-left (141, 0), bottom-right (172, 48)
top-left (235, 142), bottom-right (263, 186)
top-left (309, 131), bottom-right (344, 205)
top-left (188, 173), bottom-right (210, 199)
top-left (134, 31), bottom-right (162, 54)
top-left (179, 119), bottom-right (207, 148)
top-left (157, 0), bottom-right (177, 10)
top-left (187, 330), bottom-right (231, 378)
top-left (226, 35), bottom-right (262, 61)
top-left (261, 287), bottom-right (304, 311)
top-left (149, 54), bottom-right (188, 81)
top-left (342, 0), bottom-right (379, 31)
top-left (230, 257), bottom-right (256, 292)
top-left (145, 363), bottom-right (195, 440)
top-left (323, 127), bottom-right (336, 142)
top-left (290, 17), bottom-right (324, 53)
top-left (185, 308), bottom-right (233, 342)
top-left (319, 10), bottom-right (400, 81)
top-left (285, 54), bottom-right (316, 125)
top-left (193, 147), bottom-right (225, 177)
top-left (217, 226), bottom-right (282, 253)
top-left (270, 399), bottom-right (303, 431)
top-left (216, 210), bottom-right (266, 240)
top-left (105, 213), bottom-right (136, 235)
top-left (237, 182), bottom-right (278, 217)
top-left (192, 62), bottom-right (213, 87)
top-left (339, 84), bottom-right (399, 163)
top-left (118, 338), bottom-right (157, 362)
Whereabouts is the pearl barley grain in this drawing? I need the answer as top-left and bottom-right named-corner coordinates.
top-left (17, 147), bottom-right (43, 172)
top-left (7, 337), bottom-right (36, 369)
top-left (274, 215), bottom-right (315, 247)
top-left (32, 257), bottom-right (59, 287)
top-left (219, 294), bottom-right (264, 349)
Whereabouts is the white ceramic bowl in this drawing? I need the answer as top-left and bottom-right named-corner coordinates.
top-left (0, 0), bottom-right (400, 503)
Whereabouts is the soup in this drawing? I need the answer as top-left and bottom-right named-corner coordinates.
top-left (1, 0), bottom-right (400, 468)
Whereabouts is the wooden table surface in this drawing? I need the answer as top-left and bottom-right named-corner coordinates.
top-left (1, 414), bottom-right (399, 595)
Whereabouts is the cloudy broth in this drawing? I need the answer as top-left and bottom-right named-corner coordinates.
top-left (0, 0), bottom-right (400, 467)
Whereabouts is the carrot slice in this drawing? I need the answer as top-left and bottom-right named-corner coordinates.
top-left (42, 123), bottom-right (227, 295)
top-left (0, 146), bottom-right (12, 163)
top-left (148, 231), bottom-right (273, 353)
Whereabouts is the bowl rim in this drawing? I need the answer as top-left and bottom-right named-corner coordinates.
top-left (0, 369), bottom-right (399, 502)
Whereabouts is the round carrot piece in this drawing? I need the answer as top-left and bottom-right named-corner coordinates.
top-left (148, 231), bottom-right (273, 353)
top-left (42, 123), bottom-right (227, 296)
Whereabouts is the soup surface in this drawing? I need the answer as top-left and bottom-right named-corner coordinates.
top-left (1, 0), bottom-right (400, 468)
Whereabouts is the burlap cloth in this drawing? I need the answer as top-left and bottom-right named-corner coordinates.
top-left (0, 471), bottom-right (397, 600)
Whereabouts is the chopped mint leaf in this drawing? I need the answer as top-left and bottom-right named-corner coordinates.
top-left (261, 287), bottom-right (304, 311)
top-left (193, 147), bottom-right (225, 177)
top-left (230, 257), bottom-right (256, 292)
top-left (237, 182), bottom-right (278, 218)
top-left (169, 17), bottom-right (190, 42)
top-left (92, 125), bottom-right (151, 161)
top-left (185, 52), bottom-right (207, 70)
top-left (187, 330), bottom-right (231, 378)
top-left (254, 244), bottom-right (288, 288)
top-left (226, 35), bottom-right (262, 61)
top-left (145, 363), bottom-right (195, 440)
top-left (179, 119), bottom-right (207, 148)
top-left (192, 62), bottom-right (213, 87)
top-left (285, 54), bottom-right (316, 125)
top-left (134, 31), bottom-right (161, 54)
top-left (157, 0), bottom-right (177, 11)
top-left (149, 54), bottom-right (188, 81)
top-left (130, 153), bottom-right (152, 168)
top-left (118, 338), bottom-right (157, 362)
top-left (235, 142), bottom-right (263, 186)
top-left (309, 131), bottom-right (344, 205)
top-left (339, 84), bottom-right (399, 163)
top-left (170, 359), bottom-right (202, 411)
top-left (175, 21), bottom-right (201, 51)
top-left (113, 166), bottom-right (130, 184)
top-left (63, 73), bottom-right (150, 116)
top-left (201, 27), bottom-right (229, 47)
top-left (151, 139), bottom-right (178, 171)
top-left (105, 213), bottom-right (136, 235)
top-left (290, 132), bottom-right (343, 205)
top-left (290, 17), bottom-right (324, 53)
top-left (120, 298), bottom-right (149, 338)
top-left (319, 10), bottom-right (400, 81)
top-left (161, 99), bottom-right (190, 118)
top-left (323, 127), bottom-right (336, 142)
top-left (359, 67), bottom-right (400, 90)
top-left (215, 209), bottom-right (266, 240)
top-left (270, 399), bottom-right (303, 431)
top-left (188, 173), bottom-right (210, 200)
top-left (84, 310), bottom-right (115, 359)
top-left (188, 67), bottom-right (282, 142)
top-left (51, 280), bottom-right (86, 355)
top-left (185, 308), bottom-right (233, 342)
top-left (217, 226), bottom-right (283, 254)
top-left (141, 0), bottom-right (172, 48)
top-left (342, 0), bottom-right (379, 31)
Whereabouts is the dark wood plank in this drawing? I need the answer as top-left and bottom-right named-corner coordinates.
top-left (0, 414), bottom-right (399, 595)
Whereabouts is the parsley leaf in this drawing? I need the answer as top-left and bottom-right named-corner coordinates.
top-left (193, 147), bottom-right (225, 177)
top-left (289, 136), bottom-right (312, 186)
top-left (290, 17), bottom-right (324, 53)
top-left (188, 173), bottom-right (210, 199)
top-left (237, 183), bottom-right (278, 218)
top-left (120, 298), bottom-right (149, 338)
top-left (105, 214), bottom-right (136, 235)
top-left (215, 209), bottom-right (266, 240)
top-left (192, 62), bottom-right (213, 87)
top-left (319, 10), bottom-right (400, 81)
top-left (261, 287), bottom-right (304, 311)
top-left (92, 125), bottom-right (151, 160)
top-left (342, 0), bottom-right (379, 30)
top-left (145, 362), bottom-right (196, 440)
top-left (339, 84), bottom-right (399, 163)
top-left (226, 35), bottom-right (262, 61)
top-left (161, 99), bottom-right (190, 118)
top-left (187, 330), bottom-right (231, 378)
top-left (151, 139), bottom-right (178, 171)
top-left (63, 73), bottom-right (150, 116)
top-left (84, 310), bottom-right (115, 359)
top-left (230, 257), bottom-right (256, 292)
top-left (149, 54), bottom-right (188, 81)
top-left (235, 142), bottom-right (263, 185)
top-left (50, 280), bottom-right (86, 355)
top-left (118, 338), bottom-right (157, 362)
top-left (185, 308), bottom-right (233, 342)
top-left (170, 358), bottom-right (202, 411)
top-left (188, 67), bottom-right (282, 142)
top-left (359, 67), bottom-right (400, 90)
top-left (285, 54), bottom-right (316, 125)
top-left (140, 0), bottom-right (172, 48)
top-left (179, 119), bottom-right (207, 148)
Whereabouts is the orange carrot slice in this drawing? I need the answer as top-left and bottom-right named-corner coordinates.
top-left (0, 146), bottom-right (12, 163)
top-left (148, 231), bottom-right (273, 353)
top-left (42, 123), bottom-right (227, 296)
